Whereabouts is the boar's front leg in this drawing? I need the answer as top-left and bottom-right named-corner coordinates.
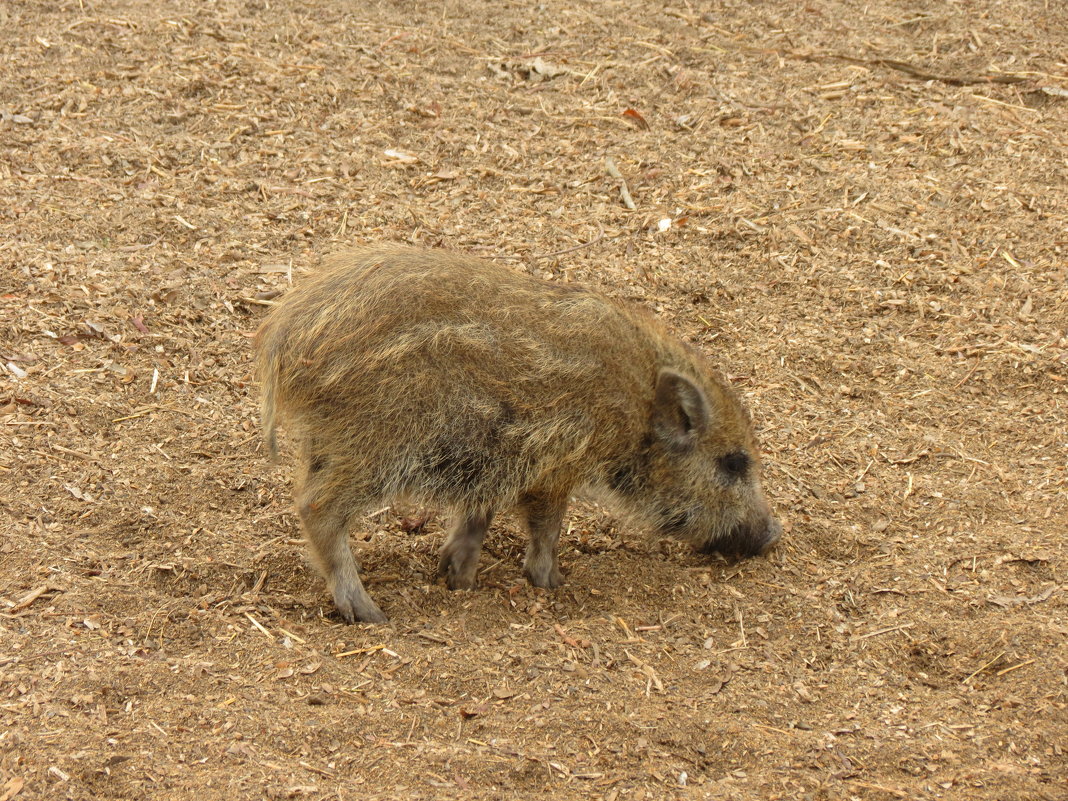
top-left (297, 463), bottom-right (387, 624)
top-left (520, 492), bottom-right (567, 589)
top-left (438, 510), bottom-right (494, 590)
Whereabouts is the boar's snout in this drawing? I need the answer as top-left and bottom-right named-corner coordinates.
top-left (755, 517), bottom-right (783, 555)
top-left (701, 516), bottom-right (782, 560)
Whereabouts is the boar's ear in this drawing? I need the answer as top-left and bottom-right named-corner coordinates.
top-left (652, 369), bottom-right (710, 450)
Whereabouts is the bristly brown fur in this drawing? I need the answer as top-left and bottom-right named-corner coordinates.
top-left (254, 245), bottom-right (781, 623)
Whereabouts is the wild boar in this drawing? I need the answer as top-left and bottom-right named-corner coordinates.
top-left (254, 245), bottom-right (781, 623)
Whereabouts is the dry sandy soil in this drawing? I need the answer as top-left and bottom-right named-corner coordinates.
top-left (1, 1), bottom-right (1066, 799)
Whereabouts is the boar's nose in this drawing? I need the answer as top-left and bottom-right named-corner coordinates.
top-left (701, 517), bottom-right (781, 560)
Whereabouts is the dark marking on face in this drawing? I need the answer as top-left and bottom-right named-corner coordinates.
top-left (718, 451), bottom-right (750, 481)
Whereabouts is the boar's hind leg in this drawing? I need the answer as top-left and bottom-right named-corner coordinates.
top-left (298, 489), bottom-right (387, 624)
top-left (520, 493), bottom-right (567, 589)
top-left (438, 510), bottom-right (494, 590)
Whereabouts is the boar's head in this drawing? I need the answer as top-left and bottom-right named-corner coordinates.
top-left (623, 369), bottom-right (782, 560)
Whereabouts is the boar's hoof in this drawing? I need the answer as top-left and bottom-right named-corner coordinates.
top-left (333, 584), bottom-right (388, 624)
top-left (525, 565), bottom-right (565, 589)
top-left (441, 566), bottom-right (477, 591)
top-left (437, 552), bottom-right (479, 591)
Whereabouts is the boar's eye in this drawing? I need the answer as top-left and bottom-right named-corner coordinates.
top-left (718, 451), bottom-right (750, 480)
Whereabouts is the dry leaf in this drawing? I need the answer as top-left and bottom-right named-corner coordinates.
top-left (622, 107), bottom-right (649, 129)
top-left (529, 57), bottom-right (566, 79)
top-left (400, 516), bottom-right (428, 533)
top-left (383, 149), bottom-right (419, 164)
top-left (0, 109), bottom-right (33, 124)
top-left (988, 586), bottom-right (1057, 608)
top-left (65, 485), bottom-right (95, 502)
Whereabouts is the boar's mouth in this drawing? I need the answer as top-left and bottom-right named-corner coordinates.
top-left (699, 518), bottom-right (781, 560)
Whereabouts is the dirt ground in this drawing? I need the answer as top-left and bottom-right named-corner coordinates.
top-left (1, 0), bottom-right (1066, 799)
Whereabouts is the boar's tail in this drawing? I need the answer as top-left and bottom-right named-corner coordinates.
top-left (261, 380), bottom-right (280, 461)
top-left (253, 323), bottom-right (281, 461)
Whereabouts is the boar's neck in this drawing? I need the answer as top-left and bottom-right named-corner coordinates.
top-left (585, 307), bottom-right (697, 490)
top-left (603, 433), bottom-right (653, 496)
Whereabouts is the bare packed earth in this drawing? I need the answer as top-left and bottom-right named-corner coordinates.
top-left (1, 1), bottom-right (1066, 799)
